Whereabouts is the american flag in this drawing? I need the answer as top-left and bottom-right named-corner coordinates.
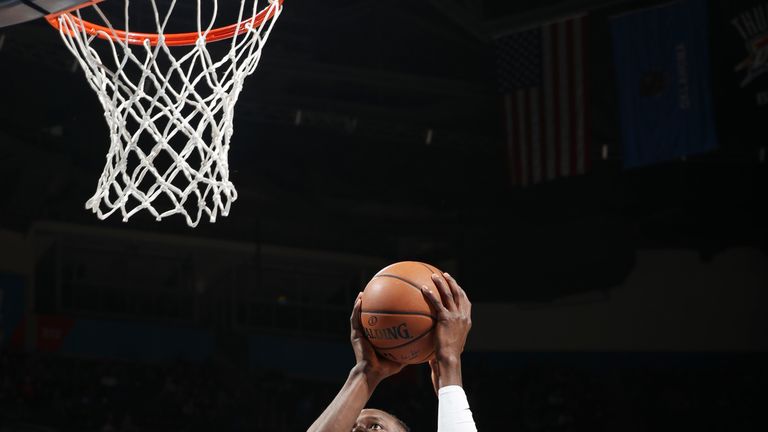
top-left (496, 16), bottom-right (590, 187)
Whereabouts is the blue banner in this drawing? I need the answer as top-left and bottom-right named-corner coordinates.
top-left (249, 334), bottom-right (350, 380)
top-left (611, 0), bottom-right (717, 168)
top-left (54, 318), bottom-right (215, 362)
top-left (0, 274), bottom-right (25, 349)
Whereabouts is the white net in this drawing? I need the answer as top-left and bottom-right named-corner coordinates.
top-left (53, 0), bottom-right (282, 227)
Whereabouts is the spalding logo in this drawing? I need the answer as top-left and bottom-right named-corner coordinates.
top-left (367, 316), bottom-right (378, 326)
top-left (364, 323), bottom-right (412, 340)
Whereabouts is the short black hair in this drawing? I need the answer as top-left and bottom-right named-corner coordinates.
top-left (389, 412), bottom-right (411, 432)
top-left (366, 408), bottom-right (410, 432)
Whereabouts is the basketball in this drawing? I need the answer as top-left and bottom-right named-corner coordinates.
top-left (360, 261), bottom-right (444, 365)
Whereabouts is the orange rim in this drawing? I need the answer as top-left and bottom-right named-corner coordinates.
top-left (46, 0), bottom-right (283, 47)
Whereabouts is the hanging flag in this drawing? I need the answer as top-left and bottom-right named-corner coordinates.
top-left (710, 0), bottom-right (768, 153)
top-left (611, 0), bottom-right (718, 168)
top-left (495, 15), bottom-right (591, 187)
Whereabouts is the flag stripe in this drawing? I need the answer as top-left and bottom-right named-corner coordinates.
top-left (516, 91), bottom-right (528, 186)
top-left (583, 16), bottom-right (592, 172)
top-left (543, 24), bottom-right (556, 181)
top-left (574, 16), bottom-right (586, 175)
top-left (567, 18), bottom-right (578, 176)
top-left (530, 88), bottom-right (542, 184)
top-left (525, 89), bottom-right (533, 184)
top-left (537, 85), bottom-right (547, 185)
top-left (551, 23), bottom-right (562, 180)
top-left (558, 21), bottom-right (571, 178)
top-left (504, 94), bottom-right (518, 186)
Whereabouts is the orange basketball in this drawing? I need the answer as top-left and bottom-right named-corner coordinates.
top-left (361, 261), bottom-right (444, 365)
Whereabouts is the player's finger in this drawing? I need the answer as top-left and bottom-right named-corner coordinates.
top-left (431, 273), bottom-right (457, 311)
top-left (443, 272), bottom-right (464, 305)
top-left (350, 293), bottom-right (363, 331)
top-left (444, 272), bottom-right (470, 312)
top-left (421, 285), bottom-right (448, 315)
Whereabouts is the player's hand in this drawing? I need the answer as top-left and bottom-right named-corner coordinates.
top-left (350, 292), bottom-right (405, 383)
top-left (421, 273), bottom-right (472, 363)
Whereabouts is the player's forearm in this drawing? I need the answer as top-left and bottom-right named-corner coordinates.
top-left (307, 363), bottom-right (382, 432)
top-left (436, 355), bottom-right (463, 388)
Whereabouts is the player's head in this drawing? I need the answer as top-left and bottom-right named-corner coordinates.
top-left (353, 408), bottom-right (410, 432)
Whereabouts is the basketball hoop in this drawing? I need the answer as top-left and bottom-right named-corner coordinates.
top-left (46, 1), bottom-right (284, 227)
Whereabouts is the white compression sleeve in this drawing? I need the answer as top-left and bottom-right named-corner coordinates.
top-left (437, 386), bottom-right (478, 432)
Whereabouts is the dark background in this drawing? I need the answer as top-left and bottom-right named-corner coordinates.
top-left (0, 0), bottom-right (767, 431)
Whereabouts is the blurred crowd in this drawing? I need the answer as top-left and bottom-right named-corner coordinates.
top-left (0, 351), bottom-right (330, 432)
top-left (1, 351), bottom-right (765, 432)
top-left (465, 356), bottom-right (766, 431)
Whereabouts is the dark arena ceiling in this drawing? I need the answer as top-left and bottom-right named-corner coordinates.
top-left (0, 0), bottom-right (765, 301)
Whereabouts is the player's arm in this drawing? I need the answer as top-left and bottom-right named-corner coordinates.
top-left (422, 273), bottom-right (478, 432)
top-left (307, 293), bottom-right (405, 432)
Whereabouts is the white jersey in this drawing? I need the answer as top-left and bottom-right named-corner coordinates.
top-left (437, 386), bottom-right (478, 432)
